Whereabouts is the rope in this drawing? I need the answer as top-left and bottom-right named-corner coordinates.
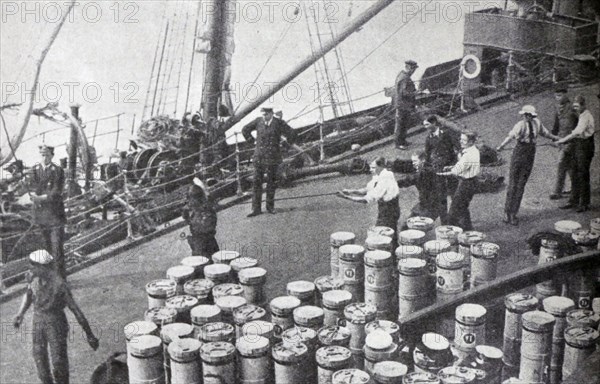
top-left (237, 191), bottom-right (339, 205)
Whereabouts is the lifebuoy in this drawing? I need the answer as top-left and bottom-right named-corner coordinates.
top-left (461, 54), bottom-right (481, 79)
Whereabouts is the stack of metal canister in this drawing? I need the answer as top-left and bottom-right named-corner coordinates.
top-left (124, 216), bottom-right (600, 384)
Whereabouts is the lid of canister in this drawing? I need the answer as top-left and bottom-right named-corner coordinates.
top-left (395, 245), bottom-right (424, 259)
top-left (521, 311), bottom-right (555, 332)
top-left (438, 366), bottom-right (477, 383)
top-left (128, 335), bottom-right (162, 357)
top-left (504, 293), bottom-right (539, 313)
top-left (543, 296), bottom-right (576, 316)
top-left (590, 218), bottom-right (600, 231)
top-left (314, 275), bottom-right (345, 292)
top-left (215, 295), bottom-right (247, 313)
top-left (124, 321), bottom-right (158, 341)
top-left (282, 326), bottom-right (317, 348)
top-left (406, 216), bottom-right (435, 231)
top-left (365, 235), bottom-right (392, 249)
top-left (233, 304), bottom-right (267, 325)
top-left (200, 341), bottom-right (236, 364)
top-left (145, 279), bottom-right (177, 296)
top-left (436, 252), bottom-right (464, 269)
top-left (470, 242), bottom-right (500, 258)
top-left (564, 326), bottom-right (600, 348)
top-left (566, 309), bottom-right (600, 328)
top-left (204, 263), bottom-right (231, 279)
top-left (365, 329), bottom-right (393, 350)
top-left (403, 372), bottom-right (441, 384)
top-left (475, 345), bottom-right (503, 361)
top-left (191, 305), bottom-right (222, 324)
top-left (424, 240), bottom-right (452, 255)
top-left (294, 305), bottom-right (325, 324)
top-left (287, 280), bottom-right (316, 298)
top-left (397, 258), bottom-right (427, 274)
top-left (167, 265), bottom-right (195, 282)
top-left (165, 295), bottom-right (199, 311)
top-left (236, 335), bottom-right (270, 356)
top-left (316, 346), bottom-right (352, 369)
top-left (365, 320), bottom-right (400, 341)
top-left (238, 267), bottom-right (267, 285)
top-left (456, 304), bottom-right (487, 324)
top-left (399, 229), bottom-right (426, 245)
top-left (211, 250), bottom-right (240, 264)
top-left (318, 326), bottom-right (352, 345)
top-left (554, 220), bottom-right (582, 235)
top-left (369, 226), bottom-right (395, 237)
top-left (421, 332), bottom-right (450, 351)
top-left (458, 231), bottom-right (486, 246)
top-left (339, 244), bottom-right (366, 261)
top-left (270, 296), bottom-right (302, 316)
top-left (230, 257), bottom-right (259, 272)
top-left (199, 322), bottom-right (235, 342)
top-left (242, 320), bottom-right (275, 338)
top-left (144, 307), bottom-right (178, 325)
top-left (571, 229), bottom-right (600, 246)
top-left (364, 250), bottom-right (393, 266)
top-left (435, 226), bottom-right (463, 239)
top-left (212, 283), bottom-right (244, 298)
top-left (160, 323), bottom-right (194, 344)
top-left (322, 290), bottom-right (353, 308)
top-left (372, 361), bottom-right (408, 382)
top-left (332, 369), bottom-right (371, 384)
top-left (168, 338), bottom-right (202, 361)
top-left (271, 341), bottom-right (308, 363)
top-left (183, 278), bottom-right (215, 296)
top-left (181, 256), bottom-right (210, 269)
top-left (331, 231), bottom-right (356, 246)
top-left (344, 303), bottom-right (377, 323)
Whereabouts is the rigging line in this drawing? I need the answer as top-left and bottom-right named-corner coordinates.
top-left (161, 0), bottom-right (187, 115)
top-left (151, 21), bottom-right (170, 117)
top-left (0, 110), bottom-right (22, 165)
top-left (184, 0), bottom-right (202, 114)
top-left (173, 8), bottom-right (190, 117)
top-left (157, 2), bottom-right (180, 116)
top-left (142, 6), bottom-right (168, 121)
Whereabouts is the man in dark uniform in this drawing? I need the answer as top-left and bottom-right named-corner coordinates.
top-left (394, 60), bottom-right (418, 150)
top-left (549, 87), bottom-right (578, 200)
top-left (180, 112), bottom-right (204, 178)
top-left (29, 145), bottom-right (67, 278)
top-left (182, 172), bottom-right (219, 256)
top-left (13, 250), bottom-right (99, 384)
top-left (242, 107), bottom-right (297, 217)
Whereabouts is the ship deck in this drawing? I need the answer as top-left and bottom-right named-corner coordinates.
top-left (1, 83), bottom-right (599, 384)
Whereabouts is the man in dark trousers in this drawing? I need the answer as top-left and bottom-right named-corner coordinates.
top-left (13, 249), bottom-right (99, 384)
top-left (394, 60), bottom-right (418, 150)
top-left (29, 145), bottom-right (67, 278)
top-left (549, 87), bottom-right (578, 200)
top-left (183, 172), bottom-right (219, 256)
top-left (242, 107), bottom-right (297, 217)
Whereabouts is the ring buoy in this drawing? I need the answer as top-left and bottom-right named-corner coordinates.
top-left (461, 54), bottom-right (481, 79)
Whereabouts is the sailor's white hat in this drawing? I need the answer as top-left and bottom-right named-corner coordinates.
top-left (29, 249), bottom-right (54, 265)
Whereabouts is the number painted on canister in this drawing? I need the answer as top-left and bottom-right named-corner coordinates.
top-left (437, 276), bottom-right (445, 286)
top-left (463, 333), bottom-right (476, 344)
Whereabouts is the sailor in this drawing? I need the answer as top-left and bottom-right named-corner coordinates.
top-left (182, 172), bottom-right (219, 256)
top-left (556, 95), bottom-right (596, 212)
top-left (13, 250), bottom-right (99, 384)
top-left (29, 145), bottom-right (67, 278)
top-left (549, 87), bottom-right (578, 200)
top-left (242, 107), bottom-right (297, 217)
top-left (496, 106), bottom-right (558, 225)
top-left (180, 112), bottom-right (204, 177)
top-left (394, 59), bottom-right (418, 150)
top-left (437, 131), bottom-right (480, 230)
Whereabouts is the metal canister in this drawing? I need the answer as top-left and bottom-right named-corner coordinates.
top-left (242, 320), bottom-right (276, 343)
top-left (270, 296), bottom-right (302, 338)
top-left (399, 229), bottom-right (426, 246)
top-left (502, 293), bottom-right (538, 367)
top-left (365, 320), bottom-right (401, 346)
top-left (398, 258), bottom-right (432, 319)
top-left (562, 326), bottom-right (600, 379)
top-left (237, 335), bottom-right (271, 384)
top-left (287, 280), bottom-right (317, 306)
top-left (198, 322), bottom-right (235, 344)
top-left (214, 295), bottom-right (247, 324)
top-left (238, 267), bottom-right (267, 305)
top-left (146, 279), bottom-right (177, 309)
top-left (144, 307), bottom-right (178, 329)
top-left (402, 372), bottom-right (441, 384)
top-left (315, 275), bottom-right (345, 307)
top-left (438, 366), bottom-right (477, 384)
top-left (472, 345), bottom-right (503, 384)
top-left (183, 279), bottom-right (214, 304)
top-left (435, 225), bottom-right (463, 248)
top-left (363, 330), bottom-right (398, 375)
top-left (204, 263), bottom-right (232, 286)
top-left (406, 216), bottom-right (435, 233)
top-left (211, 250), bottom-right (240, 265)
top-left (160, 323), bottom-right (194, 384)
top-left (282, 326), bottom-right (318, 381)
top-left (212, 283), bottom-right (244, 300)
top-left (372, 361), bottom-right (407, 384)
top-left (423, 240), bottom-right (452, 277)
top-left (272, 342), bottom-right (308, 384)
top-left (168, 338), bottom-right (202, 384)
top-left (124, 321), bottom-right (159, 356)
top-left (412, 333), bottom-right (453, 374)
top-left (395, 245), bottom-right (424, 262)
top-left (332, 369), bottom-right (371, 384)
top-left (572, 229), bottom-right (600, 294)
top-left (316, 346), bottom-right (352, 384)
top-left (339, 244), bottom-right (366, 302)
top-left (436, 252), bottom-right (465, 294)
top-left (190, 304), bottom-right (221, 337)
top-left (535, 239), bottom-right (561, 302)
top-left (331, 232), bottom-right (357, 278)
top-left (322, 290), bottom-right (353, 326)
top-left (364, 250), bottom-right (396, 320)
top-left (233, 303), bottom-right (267, 339)
top-left (554, 220), bottom-right (582, 237)
top-left (454, 303), bottom-right (487, 354)
top-left (567, 269), bottom-right (594, 310)
top-left (542, 296), bottom-right (576, 384)
top-left (318, 325), bottom-right (352, 347)
top-left (165, 295), bottom-right (199, 323)
top-left (200, 341), bottom-right (236, 384)
top-left (344, 302), bottom-right (377, 369)
top-left (230, 257), bottom-right (259, 283)
top-left (365, 235), bottom-right (393, 252)
top-left (566, 308), bottom-right (600, 328)
top-left (469, 242), bottom-right (499, 288)
top-left (127, 335), bottom-right (164, 384)
top-left (518, 311), bottom-right (555, 384)
top-left (457, 231), bottom-right (486, 260)
top-left (167, 265), bottom-right (195, 295)
top-left (180, 256), bottom-right (210, 279)
top-left (294, 305), bottom-right (325, 330)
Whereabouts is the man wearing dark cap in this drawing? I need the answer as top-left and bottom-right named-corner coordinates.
top-left (549, 87), bottom-right (578, 200)
top-left (242, 107), bottom-right (297, 217)
top-left (394, 60), bottom-right (418, 150)
top-left (29, 145), bottom-right (67, 278)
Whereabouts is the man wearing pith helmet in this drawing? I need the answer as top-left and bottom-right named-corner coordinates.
top-left (13, 250), bottom-right (99, 384)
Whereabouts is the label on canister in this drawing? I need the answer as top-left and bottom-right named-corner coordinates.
top-left (436, 252), bottom-right (464, 294)
top-left (339, 244), bottom-right (365, 283)
top-left (332, 368), bottom-right (371, 384)
top-left (211, 250), bottom-right (240, 265)
top-left (364, 250), bottom-right (394, 289)
top-left (406, 216), bottom-right (434, 232)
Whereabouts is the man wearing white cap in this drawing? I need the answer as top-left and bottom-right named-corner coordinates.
top-left (496, 105), bottom-right (559, 225)
top-left (13, 250), bottom-right (99, 384)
